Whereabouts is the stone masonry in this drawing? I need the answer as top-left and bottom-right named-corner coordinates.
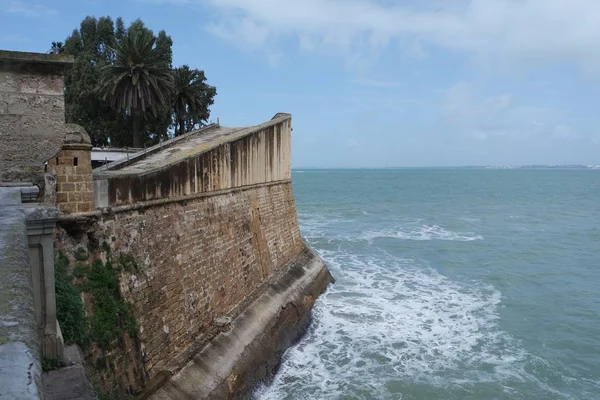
top-left (56, 181), bottom-right (303, 387)
top-left (47, 124), bottom-right (94, 214)
top-left (0, 50), bottom-right (73, 186)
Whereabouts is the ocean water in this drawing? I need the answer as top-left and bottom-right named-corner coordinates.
top-left (255, 168), bottom-right (600, 400)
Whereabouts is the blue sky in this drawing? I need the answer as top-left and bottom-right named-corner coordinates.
top-left (2, 0), bottom-right (600, 167)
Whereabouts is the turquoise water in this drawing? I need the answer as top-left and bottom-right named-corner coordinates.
top-left (255, 169), bottom-right (600, 400)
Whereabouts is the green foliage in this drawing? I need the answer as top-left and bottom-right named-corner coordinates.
top-left (54, 251), bottom-right (139, 352)
top-left (54, 252), bottom-right (88, 346)
top-left (58, 16), bottom-right (216, 148)
top-left (98, 28), bottom-right (175, 148)
top-left (49, 41), bottom-right (64, 55)
top-left (42, 356), bottom-right (66, 372)
top-left (74, 247), bottom-right (89, 261)
top-left (62, 16), bottom-right (173, 148)
top-left (73, 263), bottom-right (89, 279)
top-left (172, 65), bottom-right (217, 136)
top-left (84, 260), bottom-right (138, 351)
top-left (118, 253), bottom-right (139, 273)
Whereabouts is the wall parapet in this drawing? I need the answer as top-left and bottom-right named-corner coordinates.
top-left (0, 186), bottom-right (42, 399)
top-left (93, 113), bottom-right (292, 208)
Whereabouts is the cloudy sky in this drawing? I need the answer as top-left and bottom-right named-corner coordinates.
top-left (2, 0), bottom-right (600, 167)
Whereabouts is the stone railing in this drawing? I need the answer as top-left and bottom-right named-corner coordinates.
top-left (0, 185), bottom-right (43, 399)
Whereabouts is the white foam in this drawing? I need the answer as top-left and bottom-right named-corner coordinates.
top-left (254, 250), bottom-right (524, 399)
top-left (361, 224), bottom-right (483, 242)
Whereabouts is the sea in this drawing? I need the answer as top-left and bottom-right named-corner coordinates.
top-left (254, 168), bottom-right (600, 400)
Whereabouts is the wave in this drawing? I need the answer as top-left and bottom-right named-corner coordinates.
top-left (361, 224), bottom-right (483, 242)
top-left (254, 250), bottom-right (525, 399)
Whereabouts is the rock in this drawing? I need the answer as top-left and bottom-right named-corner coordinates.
top-left (215, 317), bottom-right (232, 328)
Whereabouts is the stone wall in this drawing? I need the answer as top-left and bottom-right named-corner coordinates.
top-left (55, 180), bottom-right (306, 392)
top-left (0, 50), bottom-right (73, 186)
top-left (94, 115), bottom-right (292, 207)
top-left (125, 180), bottom-right (300, 375)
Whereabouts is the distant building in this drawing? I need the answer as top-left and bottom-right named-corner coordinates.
top-left (91, 147), bottom-right (142, 169)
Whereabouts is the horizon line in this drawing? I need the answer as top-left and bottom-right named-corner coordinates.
top-left (291, 164), bottom-right (600, 170)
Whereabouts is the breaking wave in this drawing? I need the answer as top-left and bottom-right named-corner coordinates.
top-left (254, 249), bottom-right (526, 400)
top-left (361, 224), bottom-right (483, 242)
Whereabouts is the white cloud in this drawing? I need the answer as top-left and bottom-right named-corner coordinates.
top-left (2, 0), bottom-right (57, 17)
top-left (189, 0), bottom-right (600, 72)
top-left (439, 81), bottom-right (561, 141)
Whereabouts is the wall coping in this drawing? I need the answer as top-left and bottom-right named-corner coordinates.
top-left (93, 113), bottom-right (292, 179)
top-left (0, 50), bottom-right (74, 71)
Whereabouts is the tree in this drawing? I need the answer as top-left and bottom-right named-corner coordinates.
top-left (62, 16), bottom-right (128, 147)
top-left (172, 65), bottom-right (217, 136)
top-left (98, 29), bottom-right (175, 148)
top-left (60, 17), bottom-right (175, 147)
top-left (49, 42), bottom-right (64, 55)
top-left (56, 16), bottom-right (216, 147)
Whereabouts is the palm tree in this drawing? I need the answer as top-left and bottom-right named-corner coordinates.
top-left (98, 29), bottom-right (174, 148)
top-left (172, 65), bottom-right (217, 136)
top-left (49, 41), bottom-right (65, 55)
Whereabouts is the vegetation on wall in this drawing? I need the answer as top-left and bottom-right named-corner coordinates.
top-left (55, 251), bottom-right (88, 346)
top-left (52, 16), bottom-right (217, 148)
top-left (83, 260), bottom-right (138, 351)
top-left (42, 356), bottom-right (66, 372)
top-left (54, 250), bottom-right (139, 352)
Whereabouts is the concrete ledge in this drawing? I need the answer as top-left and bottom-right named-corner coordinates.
top-left (0, 342), bottom-right (41, 400)
top-left (0, 187), bottom-right (42, 399)
top-left (149, 244), bottom-right (333, 400)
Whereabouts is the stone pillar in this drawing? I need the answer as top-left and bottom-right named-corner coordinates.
top-left (47, 124), bottom-right (94, 214)
top-left (26, 206), bottom-right (63, 359)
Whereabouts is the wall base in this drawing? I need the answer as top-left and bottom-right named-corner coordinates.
top-left (148, 244), bottom-right (333, 400)
top-left (42, 322), bottom-right (64, 360)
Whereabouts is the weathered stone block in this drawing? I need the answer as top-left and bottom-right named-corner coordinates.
top-left (58, 183), bottom-right (75, 192)
top-left (67, 192), bottom-right (85, 202)
top-left (58, 203), bottom-right (75, 214)
top-left (20, 114), bottom-right (66, 137)
top-left (3, 93), bottom-right (65, 115)
top-left (19, 74), bottom-right (64, 95)
top-left (76, 202), bottom-right (92, 213)
top-left (56, 192), bottom-right (68, 203)
top-left (0, 134), bottom-right (62, 163)
top-left (0, 71), bottom-right (18, 92)
top-left (67, 174), bottom-right (84, 183)
top-left (0, 114), bottom-right (21, 139)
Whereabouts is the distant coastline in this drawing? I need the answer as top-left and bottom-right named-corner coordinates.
top-left (293, 165), bottom-right (600, 170)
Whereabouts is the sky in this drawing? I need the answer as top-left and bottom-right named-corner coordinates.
top-left (1, 0), bottom-right (600, 168)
